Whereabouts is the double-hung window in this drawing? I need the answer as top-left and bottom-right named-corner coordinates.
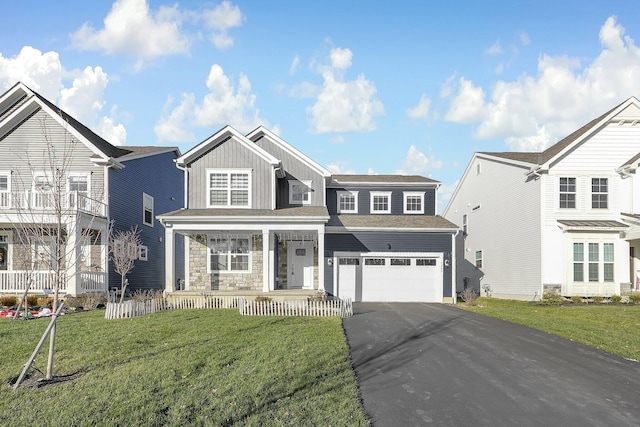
top-left (370, 191), bottom-right (391, 214)
top-left (209, 236), bottom-right (250, 272)
top-left (143, 193), bottom-right (154, 227)
top-left (403, 192), bottom-right (424, 214)
top-left (68, 174), bottom-right (90, 209)
top-left (559, 177), bottom-right (576, 208)
top-left (289, 180), bottom-right (312, 205)
top-left (337, 191), bottom-right (358, 213)
top-left (475, 250), bottom-right (483, 268)
top-left (208, 169), bottom-right (251, 208)
top-left (591, 178), bottom-right (608, 209)
top-left (0, 172), bottom-right (10, 208)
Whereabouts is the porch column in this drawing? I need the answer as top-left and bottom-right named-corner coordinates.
top-left (318, 228), bottom-right (325, 292)
top-left (262, 229), bottom-right (270, 292)
top-left (164, 225), bottom-right (175, 294)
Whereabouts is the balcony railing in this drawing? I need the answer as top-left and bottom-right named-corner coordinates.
top-left (0, 191), bottom-right (107, 217)
top-left (0, 271), bottom-right (108, 295)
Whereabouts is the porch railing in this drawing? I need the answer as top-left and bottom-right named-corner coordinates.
top-left (0, 271), bottom-right (108, 295)
top-left (0, 191), bottom-right (107, 217)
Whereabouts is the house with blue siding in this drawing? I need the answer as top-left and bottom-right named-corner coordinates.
top-left (159, 125), bottom-right (459, 302)
top-left (0, 82), bottom-right (182, 296)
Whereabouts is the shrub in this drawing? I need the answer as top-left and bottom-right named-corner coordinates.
top-left (255, 296), bottom-right (273, 303)
top-left (611, 295), bottom-right (622, 303)
top-left (0, 295), bottom-right (17, 307)
top-left (591, 295), bottom-right (604, 304)
top-left (629, 294), bottom-right (640, 304)
top-left (65, 293), bottom-right (108, 309)
top-left (460, 288), bottom-right (478, 306)
top-left (570, 296), bottom-right (583, 304)
top-left (25, 294), bottom-right (39, 308)
top-left (541, 293), bottom-right (563, 306)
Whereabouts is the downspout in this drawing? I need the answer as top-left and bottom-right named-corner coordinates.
top-left (451, 229), bottom-right (460, 304)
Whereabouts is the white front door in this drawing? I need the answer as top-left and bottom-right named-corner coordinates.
top-left (287, 241), bottom-right (314, 289)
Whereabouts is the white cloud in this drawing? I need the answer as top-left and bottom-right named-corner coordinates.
top-left (485, 40), bottom-right (503, 56)
top-left (519, 32), bottom-right (531, 47)
top-left (289, 55), bottom-right (300, 74)
top-left (70, 0), bottom-right (190, 69)
top-left (326, 161), bottom-right (356, 175)
top-left (444, 16), bottom-right (640, 151)
top-left (155, 64), bottom-right (271, 142)
top-left (445, 77), bottom-right (486, 122)
top-left (203, 1), bottom-right (244, 50)
top-left (367, 168), bottom-right (379, 175)
top-left (0, 46), bottom-right (64, 100)
top-left (395, 145), bottom-right (443, 176)
top-left (308, 47), bottom-right (384, 133)
top-left (407, 94), bottom-right (431, 120)
top-left (0, 47), bottom-right (126, 145)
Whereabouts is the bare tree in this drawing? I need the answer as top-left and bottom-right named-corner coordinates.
top-left (9, 114), bottom-right (104, 385)
top-left (108, 223), bottom-right (142, 303)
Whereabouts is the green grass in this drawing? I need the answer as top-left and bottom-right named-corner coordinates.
top-left (0, 309), bottom-right (369, 426)
top-left (461, 298), bottom-right (640, 360)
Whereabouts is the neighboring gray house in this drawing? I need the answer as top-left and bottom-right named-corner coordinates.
top-left (0, 82), bottom-right (182, 296)
top-left (444, 96), bottom-right (640, 300)
top-left (159, 125), bottom-right (459, 302)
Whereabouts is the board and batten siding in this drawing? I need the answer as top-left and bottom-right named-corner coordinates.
top-left (187, 136), bottom-right (273, 209)
top-left (0, 109), bottom-right (105, 200)
top-left (326, 187), bottom-right (437, 216)
top-left (108, 152), bottom-right (184, 292)
top-left (323, 232), bottom-right (453, 296)
top-left (445, 155), bottom-right (542, 299)
top-left (251, 136), bottom-right (326, 208)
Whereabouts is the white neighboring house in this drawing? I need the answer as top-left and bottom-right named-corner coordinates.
top-left (444, 96), bottom-right (640, 300)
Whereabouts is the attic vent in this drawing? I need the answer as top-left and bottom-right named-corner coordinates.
top-left (472, 205), bottom-right (481, 212)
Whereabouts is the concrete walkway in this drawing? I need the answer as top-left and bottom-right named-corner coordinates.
top-left (343, 303), bottom-right (640, 426)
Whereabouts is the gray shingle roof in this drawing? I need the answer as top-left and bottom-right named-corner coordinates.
top-left (328, 215), bottom-right (458, 230)
top-left (557, 220), bottom-right (628, 229)
top-left (159, 206), bottom-right (329, 218)
top-left (331, 174), bottom-right (439, 184)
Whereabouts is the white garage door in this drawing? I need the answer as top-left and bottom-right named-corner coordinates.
top-left (335, 252), bottom-right (443, 302)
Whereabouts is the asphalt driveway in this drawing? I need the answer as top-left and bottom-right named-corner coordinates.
top-left (343, 303), bottom-right (640, 426)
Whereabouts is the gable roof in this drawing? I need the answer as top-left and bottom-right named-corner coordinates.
top-left (176, 125), bottom-right (282, 170)
top-left (0, 82), bottom-right (173, 164)
top-left (246, 126), bottom-right (332, 178)
top-left (478, 96), bottom-right (640, 170)
top-left (327, 214), bottom-right (457, 231)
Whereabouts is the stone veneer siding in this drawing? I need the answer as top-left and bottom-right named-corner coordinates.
top-left (189, 234), bottom-right (263, 291)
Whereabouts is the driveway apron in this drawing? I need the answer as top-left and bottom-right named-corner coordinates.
top-left (343, 302), bottom-right (640, 426)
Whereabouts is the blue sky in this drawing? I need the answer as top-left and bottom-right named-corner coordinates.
top-left (2, 1), bottom-right (640, 212)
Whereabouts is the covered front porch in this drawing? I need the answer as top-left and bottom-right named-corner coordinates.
top-left (159, 208), bottom-right (329, 295)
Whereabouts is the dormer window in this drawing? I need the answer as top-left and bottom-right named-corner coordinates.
top-left (337, 191), bottom-right (358, 213)
top-left (208, 169), bottom-right (251, 208)
top-left (289, 180), bottom-right (312, 205)
top-left (370, 191), bottom-right (391, 214)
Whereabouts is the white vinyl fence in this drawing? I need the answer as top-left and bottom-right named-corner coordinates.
top-left (104, 296), bottom-right (352, 320)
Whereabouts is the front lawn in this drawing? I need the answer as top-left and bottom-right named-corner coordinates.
top-left (0, 309), bottom-right (369, 426)
top-left (461, 298), bottom-right (640, 360)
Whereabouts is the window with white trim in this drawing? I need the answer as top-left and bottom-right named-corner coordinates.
top-left (143, 193), bottom-right (154, 227)
top-left (289, 180), bottom-right (312, 205)
top-left (403, 192), bottom-right (424, 214)
top-left (462, 214), bottom-right (468, 235)
top-left (208, 169), bottom-right (251, 208)
top-left (0, 172), bottom-right (10, 208)
top-left (33, 173), bottom-right (53, 208)
top-left (68, 174), bottom-right (90, 209)
top-left (475, 250), bottom-right (483, 268)
top-left (573, 241), bottom-right (614, 283)
top-left (591, 178), bottom-right (608, 209)
top-left (209, 235), bottom-right (251, 272)
top-left (138, 245), bottom-right (148, 261)
top-left (337, 191), bottom-right (358, 213)
top-left (559, 177), bottom-right (576, 209)
top-left (370, 191), bottom-right (391, 214)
